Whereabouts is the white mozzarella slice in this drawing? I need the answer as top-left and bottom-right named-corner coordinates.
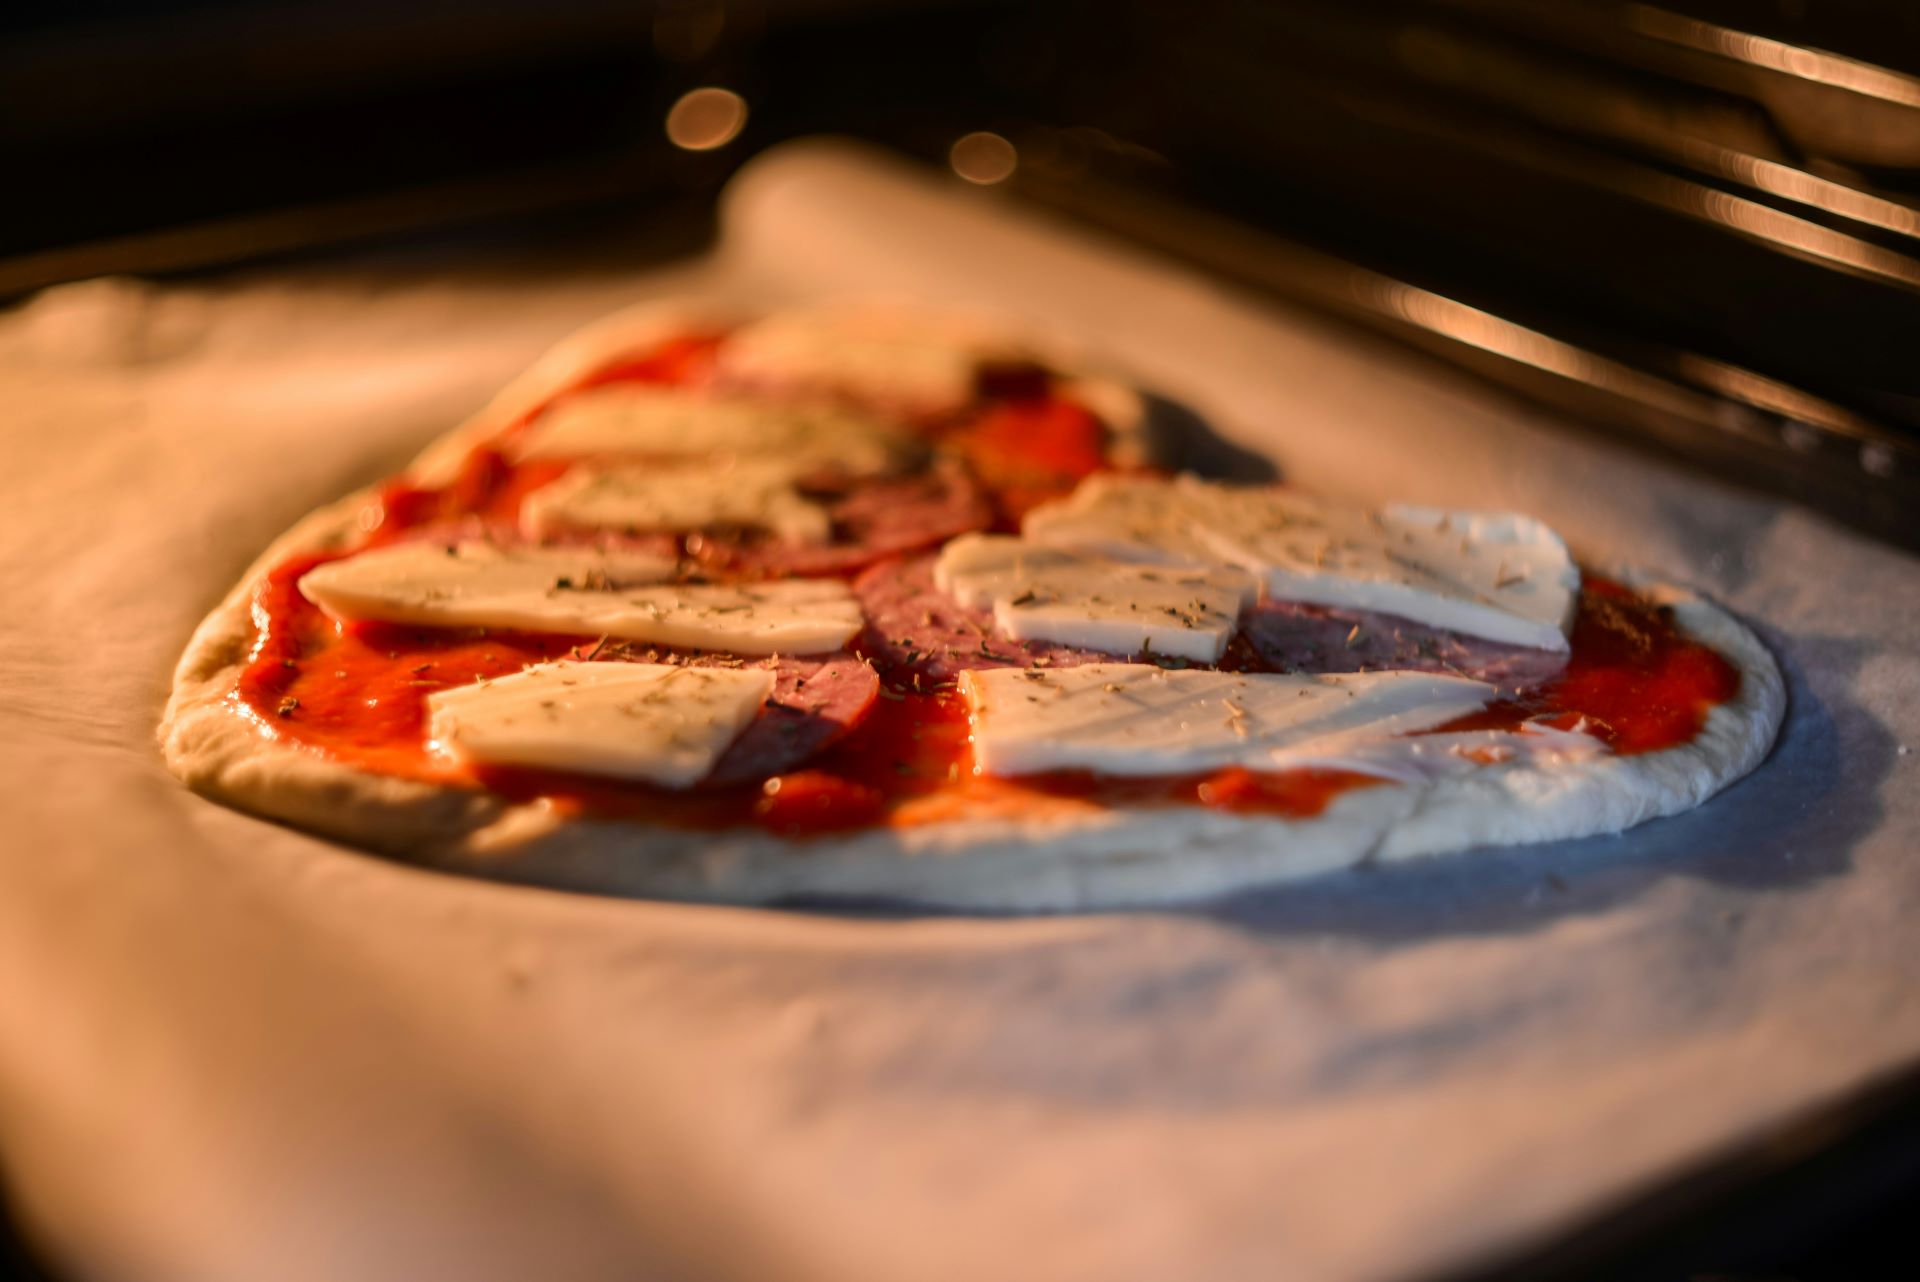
top-left (1020, 473), bottom-right (1224, 567)
top-left (520, 458), bottom-right (832, 544)
top-left (514, 384), bottom-right (908, 477)
top-left (933, 533), bottom-right (1257, 663)
top-left (601, 582), bottom-right (863, 655)
top-left (960, 663), bottom-right (1494, 778)
top-left (298, 541), bottom-right (675, 628)
top-left (426, 660), bottom-right (773, 786)
top-left (1193, 484), bottom-right (1580, 652)
top-left (714, 305), bottom-right (1028, 417)
top-left (1024, 475), bottom-right (1580, 651)
top-left (297, 540), bottom-right (862, 654)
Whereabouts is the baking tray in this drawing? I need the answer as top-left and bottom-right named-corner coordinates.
top-left (1, 139), bottom-right (1916, 1282)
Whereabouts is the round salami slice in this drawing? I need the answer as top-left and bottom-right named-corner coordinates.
top-left (851, 553), bottom-right (1112, 683)
top-left (601, 647), bottom-right (880, 785)
top-left (697, 461), bottom-right (992, 577)
top-left (1241, 600), bottom-right (1568, 693)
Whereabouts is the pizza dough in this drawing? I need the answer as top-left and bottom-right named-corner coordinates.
top-left (159, 300), bottom-right (1786, 910)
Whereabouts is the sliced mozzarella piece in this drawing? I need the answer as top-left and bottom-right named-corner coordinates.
top-left (960, 662), bottom-right (1493, 778)
top-left (521, 458), bottom-right (832, 544)
top-left (298, 541), bottom-right (675, 628)
top-left (934, 533), bottom-right (1257, 663)
top-left (1020, 473), bottom-right (1224, 567)
top-left (1024, 475), bottom-right (1580, 652)
top-left (714, 304), bottom-right (1030, 417)
top-left (426, 660), bottom-right (773, 786)
top-left (515, 384), bottom-right (909, 477)
top-left (1193, 484), bottom-right (1579, 652)
top-left (297, 540), bottom-right (862, 654)
top-left (602, 582), bottom-right (863, 655)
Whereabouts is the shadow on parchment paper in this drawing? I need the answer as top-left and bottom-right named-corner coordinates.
top-left (1197, 622), bottom-right (1890, 945)
top-left (1140, 392), bottom-right (1281, 483)
top-left (1650, 489), bottom-right (1779, 596)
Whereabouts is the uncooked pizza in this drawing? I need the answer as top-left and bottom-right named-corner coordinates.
top-left (160, 300), bottom-right (1785, 909)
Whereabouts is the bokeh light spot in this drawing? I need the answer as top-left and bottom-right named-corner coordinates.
top-left (666, 88), bottom-right (747, 151)
top-left (950, 131), bottom-right (1017, 185)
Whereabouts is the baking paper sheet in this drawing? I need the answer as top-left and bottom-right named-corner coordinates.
top-left (2, 141), bottom-right (1916, 1282)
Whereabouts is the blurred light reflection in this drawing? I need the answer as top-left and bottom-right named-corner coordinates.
top-left (950, 131), bottom-right (1018, 185)
top-left (1625, 4), bottom-right (1920, 106)
top-left (1679, 142), bottom-right (1920, 241)
top-left (1682, 184), bottom-right (1920, 287)
top-left (1358, 280), bottom-right (1729, 428)
top-left (666, 88), bottom-right (747, 151)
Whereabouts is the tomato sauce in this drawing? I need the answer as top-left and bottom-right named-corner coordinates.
top-left (944, 396), bottom-right (1112, 524)
top-left (234, 333), bottom-right (1742, 838)
top-left (1431, 579), bottom-right (1739, 752)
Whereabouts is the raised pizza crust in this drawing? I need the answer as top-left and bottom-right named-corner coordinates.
top-left (159, 302), bottom-right (1785, 912)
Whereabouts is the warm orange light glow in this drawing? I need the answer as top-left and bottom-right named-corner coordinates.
top-left (1626, 4), bottom-right (1920, 106)
top-left (950, 132), bottom-right (1018, 185)
top-left (666, 88), bottom-right (747, 152)
top-left (1357, 280), bottom-right (1721, 426)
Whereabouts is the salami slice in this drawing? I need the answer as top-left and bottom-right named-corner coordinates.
top-left (697, 461), bottom-right (993, 577)
top-left (600, 647), bottom-right (880, 785)
top-left (852, 553), bottom-right (1111, 682)
top-left (1242, 600), bottom-right (1567, 693)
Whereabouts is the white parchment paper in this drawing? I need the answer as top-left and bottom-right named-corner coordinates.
top-left (2, 141), bottom-right (1916, 1282)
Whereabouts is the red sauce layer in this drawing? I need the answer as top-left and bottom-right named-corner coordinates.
top-left (943, 395), bottom-right (1112, 523)
top-left (1435, 578), bottom-right (1740, 752)
top-left (234, 335), bottom-right (1741, 837)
